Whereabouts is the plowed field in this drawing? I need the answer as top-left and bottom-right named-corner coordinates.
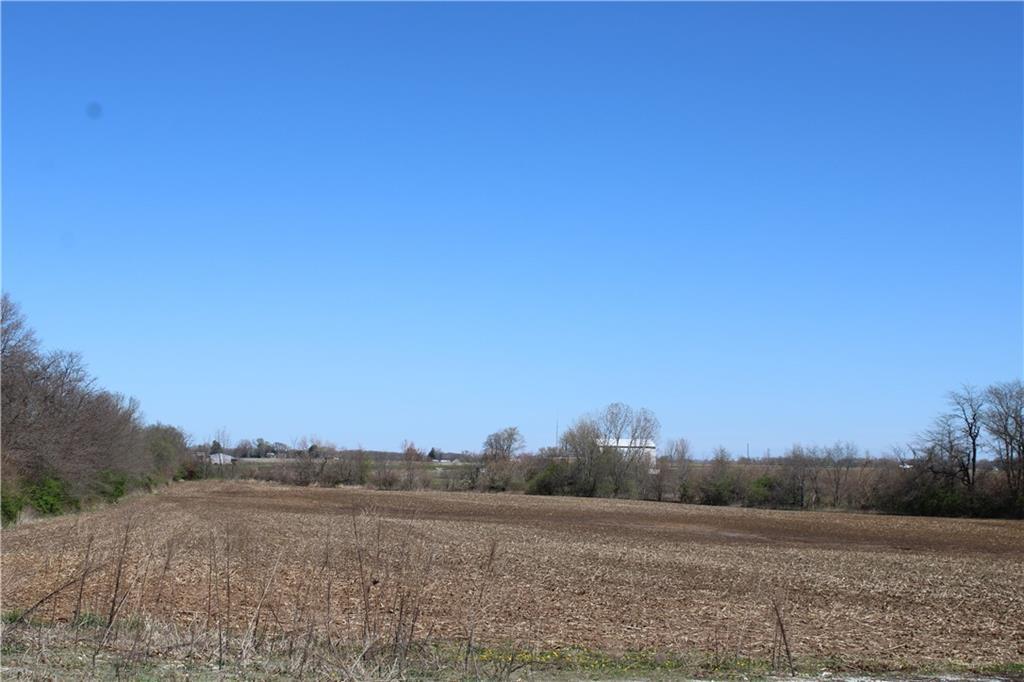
top-left (2, 481), bottom-right (1022, 671)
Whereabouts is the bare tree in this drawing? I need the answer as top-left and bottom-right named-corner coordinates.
top-left (1, 293), bottom-right (38, 360)
top-left (780, 445), bottom-right (821, 508)
top-left (651, 456), bottom-right (673, 502)
top-left (398, 440), bottom-right (425, 489)
top-left (598, 402), bottom-right (632, 443)
top-left (481, 427), bottom-right (525, 462)
top-left (593, 403), bottom-right (660, 497)
top-left (822, 442), bottom-right (857, 507)
top-left (914, 413), bottom-right (972, 487)
top-left (401, 440), bottom-right (424, 460)
top-left (983, 380), bottom-right (1024, 497)
top-left (949, 385), bottom-right (985, 488)
top-left (629, 408), bottom-right (661, 448)
top-left (629, 408), bottom-right (661, 497)
top-left (560, 418), bottom-right (605, 497)
top-left (213, 428), bottom-right (232, 452)
top-left (662, 437), bottom-right (691, 501)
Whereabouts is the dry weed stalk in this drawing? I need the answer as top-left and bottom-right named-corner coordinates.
top-left (106, 512), bottom-right (136, 627)
top-left (770, 591), bottom-right (795, 676)
top-left (464, 537), bottom-right (499, 676)
top-left (350, 508), bottom-right (437, 677)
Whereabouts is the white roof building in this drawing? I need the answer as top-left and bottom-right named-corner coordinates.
top-left (598, 438), bottom-right (657, 454)
top-left (209, 453), bottom-right (235, 465)
top-left (598, 438), bottom-right (659, 473)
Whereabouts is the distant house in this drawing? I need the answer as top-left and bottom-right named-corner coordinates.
top-left (598, 438), bottom-right (658, 473)
top-left (209, 453), bottom-right (235, 465)
top-left (598, 438), bottom-right (657, 459)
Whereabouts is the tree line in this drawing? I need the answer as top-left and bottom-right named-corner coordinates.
top-left (2, 293), bottom-right (1021, 521)
top-left (487, 388), bottom-right (1021, 517)
top-left (1, 295), bottom-right (190, 524)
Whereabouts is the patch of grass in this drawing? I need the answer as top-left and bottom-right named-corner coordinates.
top-left (121, 614), bottom-right (147, 633)
top-left (465, 645), bottom-right (782, 679)
top-left (2, 608), bottom-right (26, 624)
top-left (983, 661), bottom-right (1024, 676)
top-left (71, 611), bottom-right (105, 628)
top-left (1, 608), bottom-right (48, 628)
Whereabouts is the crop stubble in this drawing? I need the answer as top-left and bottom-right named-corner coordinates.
top-left (2, 480), bottom-right (1021, 669)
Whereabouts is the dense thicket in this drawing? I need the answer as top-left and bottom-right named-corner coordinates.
top-left (1, 295), bottom-right (190, 524)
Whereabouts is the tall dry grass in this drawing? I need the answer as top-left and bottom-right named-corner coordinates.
top-left (0, 504), bottom-right (529, 679)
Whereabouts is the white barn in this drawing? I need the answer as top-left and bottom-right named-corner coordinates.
top-left (598, 438), bottom-right (657, 459)
top-left (598, 438), bottom-right (658, 473)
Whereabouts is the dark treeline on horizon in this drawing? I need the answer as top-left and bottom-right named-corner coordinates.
top-left (2, 294), bottom-right (1022, 524)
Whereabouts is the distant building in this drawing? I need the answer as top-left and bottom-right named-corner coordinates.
top-left (598, 438), bottom-right (658, 473)
top-left (598, 438), bottom-right (657, 459)
top-left (209, 453), bottom-right (235, 465)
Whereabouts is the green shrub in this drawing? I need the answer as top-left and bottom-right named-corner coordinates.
top-left (144, 423), bottom-right (190, 480)
top-left (698, 450), bottom-right (738, 506)
top-left (24, 478), bottom-right (77, 516)
top-left (699, 479), bottom-right (734, 506)
top-left (677, 479), bottom-right (692, 503)
top-left (744, 474), bottom-right (779, 507)
top-left (177, 456), bottom-right (206, 481)
top-left (141, 474), bottom-right (163, 492)
top-left (1, 487), bottom-right (25, 526)
top-left (96, 470), bottom-right (129, 502)
top-left (527, 461), bottom-right (570, 496)
top-left (593, 478), bottom-right (618, 498)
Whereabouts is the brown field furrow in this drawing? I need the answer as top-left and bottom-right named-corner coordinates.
top-left (2, 480), bottom-right (1022, 669)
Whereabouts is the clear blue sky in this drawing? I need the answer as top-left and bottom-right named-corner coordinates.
top-left (3, 3), bottom-right (1021, 457)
